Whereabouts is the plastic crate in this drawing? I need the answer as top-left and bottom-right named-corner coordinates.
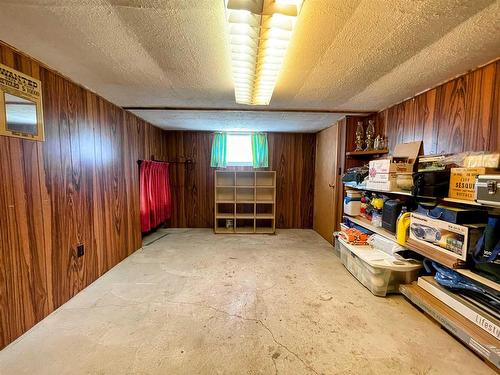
top-left (336, 238), bottom-right (421, 297)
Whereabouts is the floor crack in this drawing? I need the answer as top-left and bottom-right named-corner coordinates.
top-left (165, 299), bottom-right (319, 375)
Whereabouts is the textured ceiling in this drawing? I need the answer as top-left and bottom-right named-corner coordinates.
top-left (129, 110), bottom-right (347, 132)
top-left (0, 0), bottom-right (498, 132)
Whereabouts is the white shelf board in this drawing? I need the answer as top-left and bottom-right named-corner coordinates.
top-left (235, 213), bottom-right (254, 219)
top-left (216, 214), bottom-right (234, 219)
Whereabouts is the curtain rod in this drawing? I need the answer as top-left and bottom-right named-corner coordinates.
top-left (137, 159), bottom-right (194, 165)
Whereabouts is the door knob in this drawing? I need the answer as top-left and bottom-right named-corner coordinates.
top-left (329, 183), bottom-right (335, 188)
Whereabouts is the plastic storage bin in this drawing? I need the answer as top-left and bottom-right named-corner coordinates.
top-left (336, 238), bottom-right (421, 296)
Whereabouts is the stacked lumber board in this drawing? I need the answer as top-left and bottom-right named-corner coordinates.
top-left (418, 277), bottom-right (499, 340)
top-left (400, 283), bottom-right (499, 369)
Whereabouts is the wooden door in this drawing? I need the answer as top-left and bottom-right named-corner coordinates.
top-left (313, 123), bottom-right (340, 243)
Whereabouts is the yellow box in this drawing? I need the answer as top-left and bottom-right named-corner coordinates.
top-left (448, 168), bottom-right (498, 201)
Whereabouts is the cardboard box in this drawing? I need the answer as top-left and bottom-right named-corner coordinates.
top-left (369, 171), bottom-right (397, 183)
top-left (369, 141), bottom-right (422, 181)
top-left (448, 168), bottom-right (499, 201)
top-left (409, 213), bottom-right (482, 261)
top-left (366, 178), bottom-right (397, 191)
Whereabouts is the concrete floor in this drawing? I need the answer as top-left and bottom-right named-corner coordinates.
top-left (0, 229), bottom-right (493, 374)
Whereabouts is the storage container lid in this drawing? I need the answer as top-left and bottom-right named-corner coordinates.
top-left (338, 238), bottom-right (422, 271)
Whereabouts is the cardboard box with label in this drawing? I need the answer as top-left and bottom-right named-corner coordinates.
top-left (367, 141), bottom-right (422, 191)
top-left (409, 212), bottom-right (483, 261)
top-left (448, 168), bottom-right (499, 201)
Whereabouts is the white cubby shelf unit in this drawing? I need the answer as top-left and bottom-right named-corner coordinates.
top-left (215, 171), bottom-right (276, 234)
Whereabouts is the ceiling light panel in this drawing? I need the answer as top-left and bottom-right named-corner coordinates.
top-left (225, 0), bottom-right (303, 105)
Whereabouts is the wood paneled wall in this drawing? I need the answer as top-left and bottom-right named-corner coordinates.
top-left (0, 42), bottom-right (169, 349)
top-left (377, 60), bottom-right (499, 154)
top-left (269, 132), bottom-right (315, 228)
top-left (163, 131), bottom-right (316, 229)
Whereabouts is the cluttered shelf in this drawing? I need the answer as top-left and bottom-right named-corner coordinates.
top-left (340, 135), bottom-right (499, 368)
top-left (338, 217), bottom-right (499, 368)
top-left (341, 140), bottom-right (499, 278)
top-left (342, 142), bottom-right (500, 210)
top-left (344, 182), bottom-right (499, 209)
top-left (344, 215), bottom-right (396, 241)
top-left (344, 214), bottom-right (467, 269)
top-left (344, 213), bottom-right (500, 300)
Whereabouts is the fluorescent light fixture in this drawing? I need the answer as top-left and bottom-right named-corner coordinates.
top-left (225, 0), bottom-right (303, 105)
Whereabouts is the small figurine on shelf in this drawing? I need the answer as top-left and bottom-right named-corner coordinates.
top-left (355, 121), bottom-right (364, 151)
top-left (374, 135), bottom-right (381, 150)
top-left (365, 120), bottom-right (375, 151)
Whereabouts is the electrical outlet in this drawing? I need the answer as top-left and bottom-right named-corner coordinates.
top-left (76, 244), bottom-right (84, 257)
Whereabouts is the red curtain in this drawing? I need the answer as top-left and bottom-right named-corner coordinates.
top-left (140, 160), bottom-right (172, 232)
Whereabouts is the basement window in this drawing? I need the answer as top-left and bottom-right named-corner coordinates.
top-left (226, 134), bottom-right (253, 166)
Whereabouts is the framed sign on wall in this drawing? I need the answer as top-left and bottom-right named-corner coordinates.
top-left (0, 63), bottom-right (44, 141)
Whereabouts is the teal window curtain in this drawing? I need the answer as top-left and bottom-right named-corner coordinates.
top-left (211, 132), bottom-right (227, 168)
top-left (251, 133), bottom-right (269, 168)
